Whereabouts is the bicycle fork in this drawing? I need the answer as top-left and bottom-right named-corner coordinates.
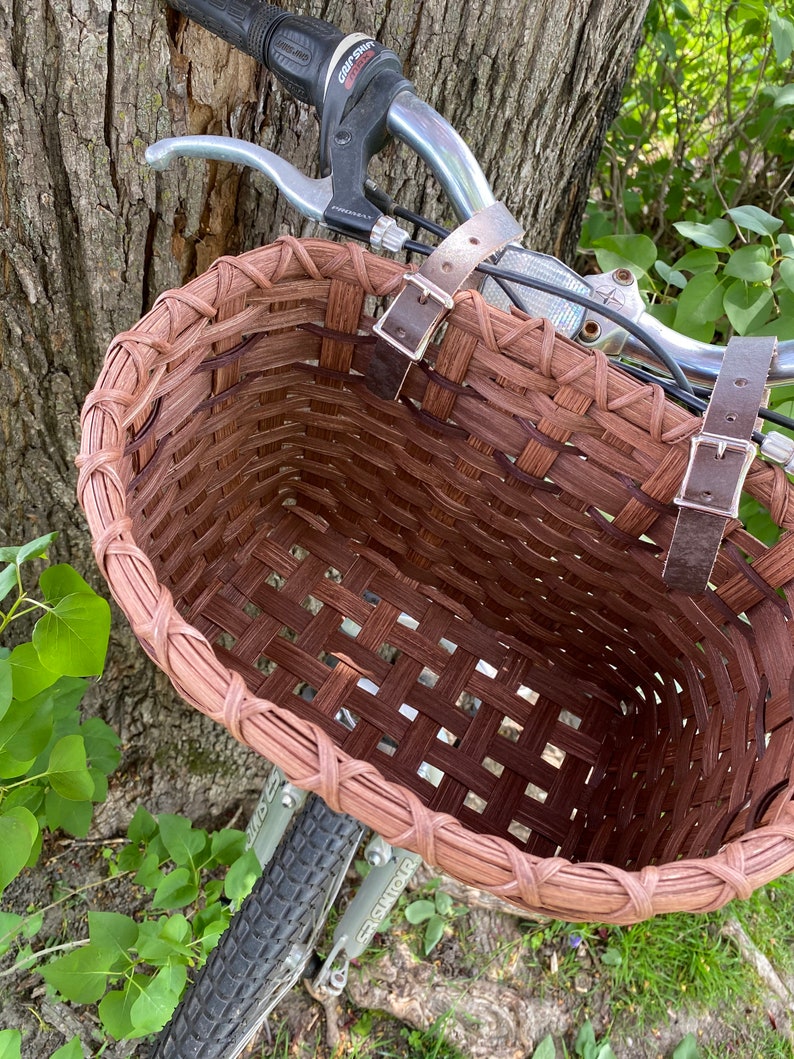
top-left (245, 765), bottom-right (423, 997)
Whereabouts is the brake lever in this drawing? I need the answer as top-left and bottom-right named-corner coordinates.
top-left (145, 135), bottom-right (333, 223)
top-left (145, 134), bottom-right (409, 251)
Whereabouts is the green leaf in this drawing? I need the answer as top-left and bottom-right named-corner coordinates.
top-left (127, 804), bottom-right (159, 844)
top-left (44, 790), bottom-right (94, 838)
top-left (134, 851), bottom-right (166, 891)
top-left (404, 899), bottom-right (436, 925)
top-left (723, 280), bottom-right (775, 334)
top-left (33, 591), bottom-right (110, 677)
top-left (210, 827), bottom-right (247, 866)
top-left (203, 878), bottom-right (224, 905)
top-left (673, 273), bottom-right (725, 341)
top-left (39, 564), bottom-right (95, 606)
top-left (531, 1036), bottom-right (557, 1059)
top-left (0, 564), bottom-right (17, 606)
top-left (672, 1033), bottom-right (701, 1059)
top-left (2, 783), bottom-right (44, 816)
top-left (136, 914), bottom-right (194, 964)
top-left (575, 1020), bottom-right (597, 1054)
top-left (591, 233), bottom-right (657, 276)
top-left (50, 1037), bottom-right (84, 1059)
top-left (193, 904), bottom-right (230, 953)
top-left (727, 205), bottom-right (784, 237)
top-left (0, 1030), bottom-right (22, 1059)
top-left (600, 947), bottom-right (623, 967)
top-left (8, 641), bottom-right (59, 700)
top-left (675, 248), bottom-right (719, 274)
top-left (81, 716), bottom-right (122, 775)
top-left (423, 914), bottom-right (445, 954)
top-left (88, 910), bottom-right (139, 971)
top-left (434, 891), bottom-right (454, 916)
top-left (47, 734), bottom-right (95, 800)
top-left (223, 848), bottom-right (262, 906)
top-left (0, 807), bottom-right (38, 891)
top-left (723, 245), bottom-right (774, 283)
top-left (779, 258), bottom-right (794, 293)
top-left (773, 83), bottom-right (794, 109)
top-left (99, 975), bottom-right (147, 1040)
top-left (654, 260), bottom-right (686, 289)
top-left (0, 658), bottom-right (11, 720)
top-left (157, 814), bottom-right (208, 869)
top-left (151, 867), bottom-right (199, 910)
top-left (40, 941), bottom-right (117, 1003)
top-left (21, 910), bottom-right (44, 939)
top-left (115, 842), bottom-right (145, 874)
top-left (673, 218), bottom-right (734, 249)
top-left (779, 235), bottom-right (794, 259)
top-left (0, 912), bottom-right (25, 956)
top-left (0, 533), bottom-right (58, 566)
top-left (770, 8), bottom-right (794, 63)
top-left (130, 964), bottom-right (186, 1035)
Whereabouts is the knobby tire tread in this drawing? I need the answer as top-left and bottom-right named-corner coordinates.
top-left (150, 795), bottom-right (364, 1059)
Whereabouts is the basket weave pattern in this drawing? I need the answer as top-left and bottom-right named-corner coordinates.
top-left (79, 238), bottom-right (794, 922)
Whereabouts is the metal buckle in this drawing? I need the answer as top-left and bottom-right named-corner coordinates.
top-left (402, 272), bottom-right (455, 310)
top-left (371, 274), bottom-right (456, 363)
top-left (674, 432), bottom-right (756, 519)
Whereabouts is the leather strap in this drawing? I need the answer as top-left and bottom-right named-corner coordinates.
top-left (367, 202), bottom-right (523, 399)
top-left (663, 335), bottom-right (777, 594)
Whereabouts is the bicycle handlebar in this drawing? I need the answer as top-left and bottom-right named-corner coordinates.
top-left (161, 0), bottom-right (794, 395)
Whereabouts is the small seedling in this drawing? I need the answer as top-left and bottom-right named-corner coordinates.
top-left (403, 883), bottom-right (465, 955)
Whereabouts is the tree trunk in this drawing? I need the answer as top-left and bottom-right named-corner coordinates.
top-left (0, 0), bottom-right (649, 825)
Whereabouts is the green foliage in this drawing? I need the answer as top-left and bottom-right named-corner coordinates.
top-left (587, 204), bottom-right (794, 344)
top-left (571, 1022), bottom-right (617, 1059)
top-left (672, 1036), bottom-right (701, 1059)
top-left (587, 0), bottom-right (794, 252)
top-left (531, 1024), bottom-right (700, 1058)
top-left (35, 809), bottom-right (261, 1041)
top-left (403, 881), bottom-right (465, 955)
top-left (583, 2), bottom-right (794, 344)
top-left (0, 534), bottom-right (116, 897)
top-left (399, 1016), bottom-right (468, 1059)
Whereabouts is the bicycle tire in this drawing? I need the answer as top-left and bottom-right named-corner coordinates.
top-left (150, 795), bottom-right (365, 1059)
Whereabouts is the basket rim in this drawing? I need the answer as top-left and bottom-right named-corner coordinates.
top-left (77, 236), bottom-right (794, 924)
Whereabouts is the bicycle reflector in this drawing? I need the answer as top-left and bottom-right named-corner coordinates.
top-left (479, 245), bottom-right (588, 337)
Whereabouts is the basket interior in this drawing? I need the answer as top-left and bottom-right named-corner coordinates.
top-left (112, 242), bottom-right (794, 870)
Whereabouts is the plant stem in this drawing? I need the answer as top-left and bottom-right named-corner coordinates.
top-left (0, 938), bottom-right (89, 979)
top-left (0, 871), bottom-right (134, 951)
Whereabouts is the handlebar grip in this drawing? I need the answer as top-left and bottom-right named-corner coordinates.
top-left (166, 0), bottom-right (288, 61)
top-left (166, 0), bottom-right (358, 109)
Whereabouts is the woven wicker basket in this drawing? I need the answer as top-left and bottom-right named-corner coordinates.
top-left (78, 237), bottom-right (794, 924)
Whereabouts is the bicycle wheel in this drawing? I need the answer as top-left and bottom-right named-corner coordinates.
top-left (151, 795), bottom-right (365, 1059)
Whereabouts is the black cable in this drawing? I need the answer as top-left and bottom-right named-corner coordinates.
top-left (618, 362), bottom-right (794, 441)
top-left (392, 210), bottom-right (794, 435)
top-left (393, 204), bottom-right (449, 240)
top-left (403, 237), bottom-right (696, 395)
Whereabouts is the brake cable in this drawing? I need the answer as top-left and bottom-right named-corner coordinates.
top-left (393, 206), bottom-right (794, 434)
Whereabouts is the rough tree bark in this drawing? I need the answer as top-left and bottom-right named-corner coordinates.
top-left (0, 0), bottom-right (650, 824)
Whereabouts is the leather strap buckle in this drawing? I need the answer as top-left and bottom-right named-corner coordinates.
top-left (663, 335), bottom-right (777, 594)
top-left (366, 202), bottom-right (524, 399)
